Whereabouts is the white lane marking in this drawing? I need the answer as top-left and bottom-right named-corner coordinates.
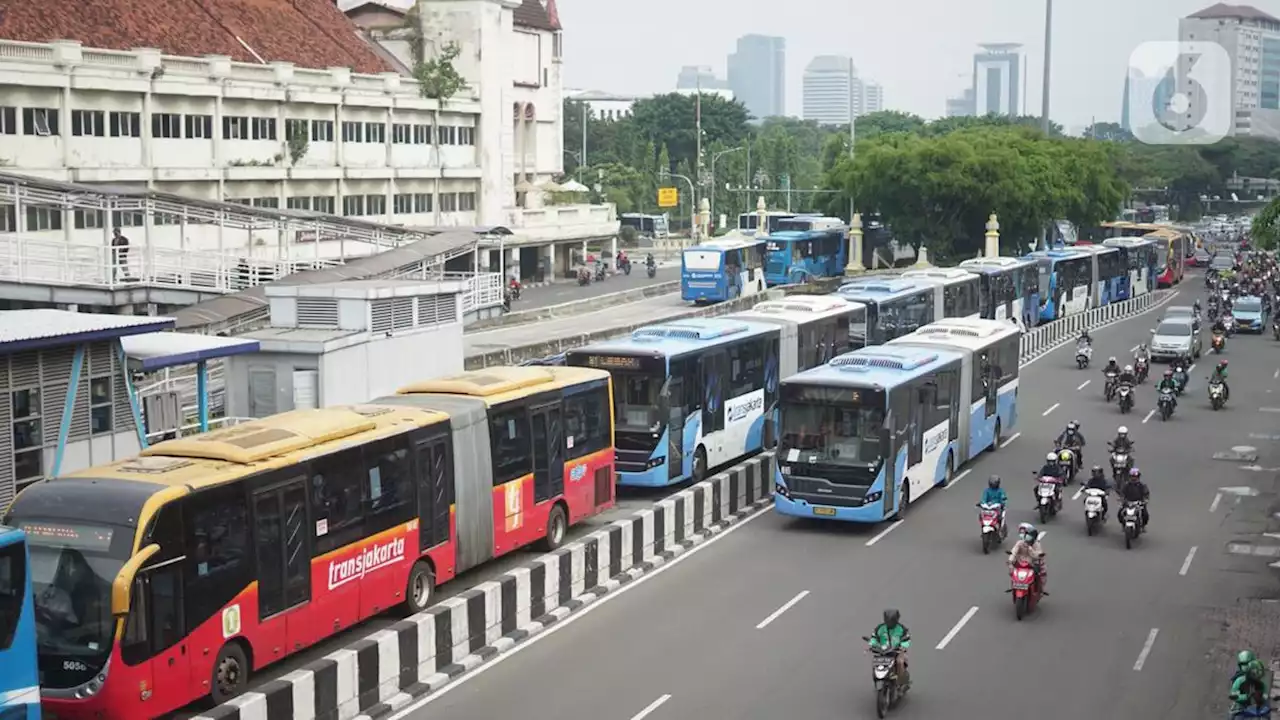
top-left (1260, 408), bottom-right (1280, 413)
top-left (1141, 409), bottom-right (1156, 424)
top-left (1274, 369), bottom-right (1279, 379)
top-left (935, 606), bottom-right (980, 650)
top-left (1077, 380), bottom-right (1091, 391)
top-left (865, 520), bottom-right (905, 547)
top-left (1189, 363), bottom-right (1197, 374)
top-left (756, 591), bottom-right (810, 630)
top-left (1210, 493), bottom-right (1222, 512)
top-left (1180, 546), bottom-right (1198, 576)
top-left (945, 468), bottom-right (972, 489)
top-left (1133, 628), bottom-right (1160, 671)
top-left (1072, 486), bottom-right (1083, 501)
top-left (1000, 432), bottom-right (1021, 448)
top-left (1042, 403), bottom-right (1060, 416)
top-left (630, 694), bottom-right (672, 720)
top-left (382, 507), bottom-right (774, 715)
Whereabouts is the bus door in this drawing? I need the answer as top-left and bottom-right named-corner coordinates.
top-left (665, 361), bottom-right (688, 481)
top-left (530, 402), bottom-right (566, 508)
top-left (415, 434), bottom-right (453, 554)
top-left (699, 350), bottom-right (728, 460)
top-left (122, 504), bottom-right (189, 712)
top-left (724, 250), bottom-right (742, 298)
top-left (251, 476), bottom-right (312, 648)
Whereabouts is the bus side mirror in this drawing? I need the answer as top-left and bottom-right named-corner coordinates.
top-left (111, 543), bottom-right (160, 617)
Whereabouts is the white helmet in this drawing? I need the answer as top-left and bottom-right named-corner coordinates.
top-left (1124, 364), bottom-right (1134, 373)
top-left (1118, 426), bottom-right (1129, 435)
top-left (1046, 452), bottom-right (1058, 461)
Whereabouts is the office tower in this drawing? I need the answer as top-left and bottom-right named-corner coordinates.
top-left (1180, 3), bottom-right (1280, 137)
top-left (972, 43), bottom-right (1022, 116)
top-left (727, 34), bottom-right (786, 119)
top-left (801, 56), bottom-right (884, 124)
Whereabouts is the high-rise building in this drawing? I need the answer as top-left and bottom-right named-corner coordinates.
top-left (1179, 3), bottom-right (1280, 138)
top-left (863, 82), bottom-right (884, 114)
top-left (972, 43), bottom-right (1022, 117)
top-left (801, 56), bottom-right (883, 124)
top-left (945, 88), bottom-right (975, 117)
top-left (676, 65), bottom-right (727, 91)
top-left (727, 34), bottom-right (786, 119)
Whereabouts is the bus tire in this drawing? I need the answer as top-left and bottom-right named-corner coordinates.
top-left (693, 447), bottom-right (709, 483)
top-left (539, 503), bottom-right (569, 551)
top-left (210, 641), bottom-right (250, 704)
top-left (404, 561), bottom-right (436, 614)
top-left (990, 421), bottom-right (1002, 452)
top-left (943, 454), bottom-right (954, 487)
top-left (892, 481), bottom-right (910, 520)
top-left (763, 418), bottom-right (775, 448)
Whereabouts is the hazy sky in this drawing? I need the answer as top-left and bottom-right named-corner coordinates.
top-left (556, 0), bottom-right (1248, 128)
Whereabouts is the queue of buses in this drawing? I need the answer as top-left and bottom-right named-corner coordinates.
top-left (4, 219), bottom-right (1198, 720)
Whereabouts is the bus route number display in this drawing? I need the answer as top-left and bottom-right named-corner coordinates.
top-left (19, 521), bottom-right (114, 552)
top-left (584, 355), bottom-right (641, 370)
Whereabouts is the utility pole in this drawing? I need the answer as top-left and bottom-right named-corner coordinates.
top-left (848, 57), bottom-right (856, 223)
top-left (580, 101), bottom-right (587, 182)
top-left (1039, 0), bottom-right (1054, 250)
top-left (695, 77), bottom-right (703, 240)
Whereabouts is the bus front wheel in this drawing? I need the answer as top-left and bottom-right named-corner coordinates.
top-left (539, 503), bottom-right (569, 551)
top-left (210, 641), bottom-right (250, 704)
top-left (404, 561), bottom-right (436, 614)
top-left (693, 447), bottom-right (709, 483)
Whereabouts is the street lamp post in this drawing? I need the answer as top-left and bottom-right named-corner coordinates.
top-left (1039, 0), bottom-right (1054, 250)
top-left (710, 146), bottom-right (745, 226)
top-left (662, 171), bottom-right (698, 244)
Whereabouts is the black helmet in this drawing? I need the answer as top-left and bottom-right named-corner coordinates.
top-left (988, 475), bottom-right (1001, 489)
top-left (1026, 528), bottom-right (1040, 542)
top-left (1091, 465), bottom-right (1104, 477)
top-left (883, 608), bottom-right (901, 627)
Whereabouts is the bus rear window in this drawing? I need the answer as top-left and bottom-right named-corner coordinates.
top-left (683, 251), bottom-right (721, 271)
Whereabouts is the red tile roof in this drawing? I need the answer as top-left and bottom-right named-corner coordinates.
top-left (545, 0), bottom-right (562, 30)
top-left (0, 0), bottom-right (393, 74)
top-left (513, 0), bottom-right (557, 31)
top-left (1188, 3), bottom-right (1279, 22)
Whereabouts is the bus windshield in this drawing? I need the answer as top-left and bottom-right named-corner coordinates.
top-left (614, 372), bottom-right (665, 432)
top-left (1154, 243), bottom-right (1168, 269)
top-left (779, 403), bottom-right (884, 467)
top-left (19, 519), bottom-right (124, 670)
top-left (683, 250), bottom-right (721, 271)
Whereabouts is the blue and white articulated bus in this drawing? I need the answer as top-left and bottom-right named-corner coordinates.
top-left (1025, 249), bottom-right (1093, 322)
top-left (0, 526), bottom-right (39, 719)
top-left (764, 217), bottom-right (848, 285)
top-left (1069, 244), bottom-right (1126, 306)
top-left (834, 279), bottom-right (942, 345)
top-left (958, 256), bottom-right (1041, 329)
top-left (566, 318), bottom-right (780, 487)
top-left (773, 345), bottom-right (964, 522)
top-left (888, 317), bottom-right (1022, 461)
top-left (898, 268), bottom-right (983, 321)
top-left (681, 235), bottom-right (768, 303)
top-left (737, 210), bottom-right (806, 237)
top-left (1102, 236), bottom-right (1158, 299)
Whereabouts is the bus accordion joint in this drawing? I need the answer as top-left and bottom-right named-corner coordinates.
top-left (111, 543), bottom-right (159, 617)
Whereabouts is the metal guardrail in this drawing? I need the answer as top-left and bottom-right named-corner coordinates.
top-left (1018, 291), bottom-right (1167, 362)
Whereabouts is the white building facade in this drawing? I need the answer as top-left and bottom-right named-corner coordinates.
top-left (1180, 3), bottom-right (1280, 139)
top-left (801, 56), bottom-right (883, 125)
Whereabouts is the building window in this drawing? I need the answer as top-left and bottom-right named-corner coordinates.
top-left (287, 196), bottom-right (311, 211)
top-left (312, 196), bottom-right (335, 214)
top-left (458, 192), bottom-right (476, 211)
top-left (152, 112), bottom-right (181, 139)
top-left (341, 121), bottom-right (363, 142)
top-left (414, 193), bottom-right (432, 213)
top-left (223, 116), bottom-right (250, 140)
top-left (364, 122), bottom-right (385, 143)
top-left (458, 126), bottom-right (475, 145)
top-left (12, 388), bottom-right (42, 485)
top-left (90, 377), bottom-right (113, 434)
top-left (153, 212), bottom-right (181, 226)
top-left (185, 114), bottom-right (213, 139)
top-left (412, 124), bottom-right (432, 144)
top-left (438, 126), bottom-right (456, 145)
top-left (252, 197), bottom-right (279, 209)
top-left (365, 194), bottom-right (386, 215)
top-left (552, 32), bottom-right (562, 59)
top-left (0, 206), bottom-right (16, 233)
top-left (109, 111), bottom-right (141, 138)
top-left (74, 209), bottom-right (105, 230)
top-left (71, 110), bottom-right (105, 137)
top-left (342, 195), bottom-right (365, 216)
top-left (0, 107), bottom-right (15, 135)
top-left (23, 108), bottom-right (58, 136)
top-left (439, 193), bottom-right (458, 212)
top-left (285, 119), bottom-right (308, 143)
top-left (112, 210), bottom-right (144, 228)
top-left (393, 193), bottom-right (413, 214)
top-left (311, 119), bottom-right (334, 142)
top-left (251, 117), bottom-right (277, 141)
top-left (25, 207), bottom-right (62, 231)
top-left (392, 123), bottom-right (411, 144)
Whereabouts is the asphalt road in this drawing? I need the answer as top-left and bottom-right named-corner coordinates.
top-left (399, 278), bottom-right (1280, 720)
top-left (513, 263), bottom-right (679, 311)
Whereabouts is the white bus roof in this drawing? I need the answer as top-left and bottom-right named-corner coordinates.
top-left (958, 256), bottom-right (1032, 268)
top-left (688, 236), bottom-right (764, 251)
top-left (899, 268), bottom-right (980, 284)
top-left (732, 296), bottom-right (866, 324)
top-left (888, 317), bottom-right (1021, 352)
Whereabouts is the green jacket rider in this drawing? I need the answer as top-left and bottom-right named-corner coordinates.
top-left (870, 608), bottom-right (911, 689)
top-left (1211, 359), bottom-right (1230, 401)
top-left (1230, 650), bottom-right (1271, 712)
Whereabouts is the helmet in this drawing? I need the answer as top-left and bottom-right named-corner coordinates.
top-left (988, 475), bottom-right (1001, 489)
top-left (1018, 522), bottom-right (1034, 540)
top-left (1164, 369), bottom-right (1174, 378)
top-left (1118, 426), bottom-right (1129, 435)
top-left (1047, 452), bottom-right (1058, 462)
top-left (883, 608), bottom-right (901, 627)
top-left (1025, 528), bottom-right (1040, 542)
top-left (1124, 364), bottom-right (1133, 373)
top-left (1219, 359), bottom-right (1229, 369)
top-left (1130, 467), bottom-right (1142, 479)
top-left (1108, 356), bottom-right (1117, 364)
top-left (1091, 465), bottom-right (1104, 477)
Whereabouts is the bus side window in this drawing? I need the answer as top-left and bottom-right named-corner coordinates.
top-left (182, 484), bottom-right (250, 636)
top-left (309, 447), bottom-right (366, 555)
top-left (364, 436), bottom-right (414, 534)
top-left (564, 384), bottom-right (610, 460)
top-left (489, 406), bottom-right (533, 486)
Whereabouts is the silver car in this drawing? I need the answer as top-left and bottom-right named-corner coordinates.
top-left (1163, 305), bottom-right (1201, 332)
top-left (1149, 319), bottom-right (1201, 362)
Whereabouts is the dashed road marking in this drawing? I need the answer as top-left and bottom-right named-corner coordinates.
top-left (1134, 628), bottom-right (1159, 671)
top-left (936, 606), bottom-right (980, 650)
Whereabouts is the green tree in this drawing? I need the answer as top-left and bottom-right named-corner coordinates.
top-left (628, 93), bottom-right (750, 173)
top-left (852, 110), bottom-right (926, 140)
top-left (1083, 121), bottom-right (1134, 142)
top-left (1252, 198), bottom-right (1280, 250)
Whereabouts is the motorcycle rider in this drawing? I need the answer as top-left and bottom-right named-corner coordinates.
top-left (980, 475), bottom-right (1008, 508)
top-left (1078, 329), bottom-right (1092, 347)
top-left (645, 252), bottom-right (656, 269)
top-left (616, 249), bottom-right (628, 271)
top-left (1211, 359), bottom-right (1231, 401)
top-left (1085, 465), bottom-right (1110, 518)
top-left (1102, 355), bottom-right (1120, 377)
top-left (1156, 369), bottom-right (1179, 410)
top-left (868, 609), bottom-right (911, 691)
top-left (1008, 524), bottom-right (1047, 593)
top-left (1117, 364), bottom-right (1138, 406)
top-left (1119, 467), bottom-right (1150, 528)
top-left (1038, 451), bottom-right (1063, 481)
top-left (1230, 650), bottom-right (1272, 715)
top-left (1055, 421), bottom-right (1086, 465)
top-left (1193, 299), bottom-right (1202, 317)
top-left (1108, 427), bottom-right (1134, 465)
top-left (1212, 314), bottom-right (1228, 339)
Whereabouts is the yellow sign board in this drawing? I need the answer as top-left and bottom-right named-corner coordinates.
top-left (657, 187), bottom-right (678, 208)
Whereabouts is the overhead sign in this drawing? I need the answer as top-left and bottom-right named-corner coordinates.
top-left (657, 187), bottom-right (678, 208)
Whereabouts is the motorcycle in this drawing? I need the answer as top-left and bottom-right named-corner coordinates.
top-left (1209, 305), bottom-right (1221, 323)
top-left (1075, 343), bottom-right (1092, 369)
top-left (1212, 333), bottom-right (1225, 353)
top-left (508, 282), bottom-right (522, 301)
top-left (1121, 500), bottom-right (1145, 549)
top-left (1054, 445), bottom-right (1078, 484)
top-left (1007, 558), bottom-right (1042, 620)
top-left (860, 638), bottom-right (905, 718)
top-left (1104, 371), bottom-right (1119, 402)
top-left (1158, 388), bottom-right (1176, 421)
top-left (1225, 315), bottom-right (1238, 337)
top-left (977, 502), bottom-right (1006, 554)
top-left (646, 262), bottom-right (657, 279)
top-left (1172, 364), bottom-right (1189, 395)
top-left (1110, 450), bottom-right (1133, 483)
top-left (1118, 383), bottom-right (1134, 414)
top-left (594, 263), bottom-right (607, 283)
top-left (1035, 474), bottom-right (1063, 524)
top-left (619, 257), bottom-right (632, 276)
top-left (576, 267), bottom-right (591, 286)
top-left (1134, 356), bottom-right (1149, 384)
top-left (1209, 379), bottom-right (1227, 411)
top-left (1083, 488), bottom-right (1107, 536)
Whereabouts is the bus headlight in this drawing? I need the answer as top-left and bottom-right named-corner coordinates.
top-left (645, 457), bottom-right (665, 469)
top-left (865, 491), bottom-right (883, 503)
top-left (775, 483), bottom-right (790, 498)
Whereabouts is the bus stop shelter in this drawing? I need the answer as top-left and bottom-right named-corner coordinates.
top-left (120, 333), bottom-right (259, 433)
